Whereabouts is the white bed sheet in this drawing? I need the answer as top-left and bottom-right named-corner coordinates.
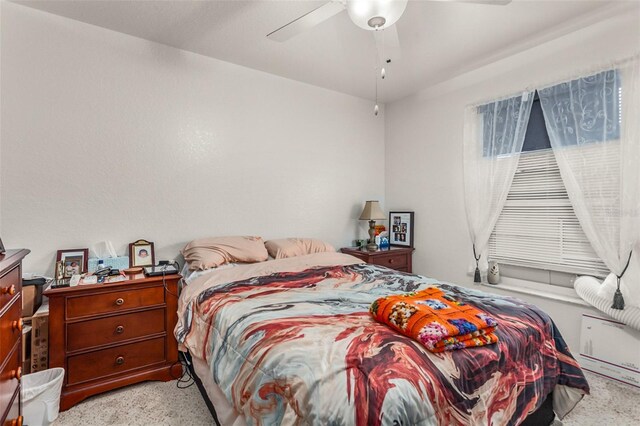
top-left (180, 262), bottom-right (237, 286)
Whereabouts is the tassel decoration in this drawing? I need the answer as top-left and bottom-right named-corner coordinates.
top-left (611, 276), bottom-right (625, 310)
top-left (611, 251), bottom-right (632, 310)
top-left (612, 288), bottom-right (625, 310)
top-left (472, 244), bottom-right (481, 283)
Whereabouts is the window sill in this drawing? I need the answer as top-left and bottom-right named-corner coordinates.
top-left (478, 277), bottom-right (591, 307)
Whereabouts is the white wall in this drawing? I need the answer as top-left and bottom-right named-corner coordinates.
top-left (385, 7), bottom-right (640, 351)
top-left (0, 2), bottom-right (3, 231)
top-left (0, 2), bottom-right (384, 275)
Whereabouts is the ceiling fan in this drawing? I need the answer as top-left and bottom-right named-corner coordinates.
top-left (267, 0), bottom-right (512, 63)
top-left (268, 0), bottom-right (512, 116)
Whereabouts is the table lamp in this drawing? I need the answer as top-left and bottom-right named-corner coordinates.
top-left (359, 200), bottom-right (386, 251)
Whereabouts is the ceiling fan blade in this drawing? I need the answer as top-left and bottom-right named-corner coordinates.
top-left (449, 0), bottom-right (512, 4)
top-left (373, 24), bottom-right (402, 64)
top-left (267, 1), bottom-right (346, 42)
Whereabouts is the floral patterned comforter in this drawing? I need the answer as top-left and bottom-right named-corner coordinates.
top-left (175, 252), bottom-right (588, 426)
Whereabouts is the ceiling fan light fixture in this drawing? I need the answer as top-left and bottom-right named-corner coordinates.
top-left (346, 0), bottom-right (408, 31)
top-left (367, 16), bottom-right (386, 29)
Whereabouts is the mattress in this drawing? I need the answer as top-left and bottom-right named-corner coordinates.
top-left (176, 252), bottom-right (588, 425)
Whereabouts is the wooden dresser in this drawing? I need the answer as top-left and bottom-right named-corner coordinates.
top-left (44, 272), bottom-right (182, 410)
top-left (341, 246), bottom-right (414, 273)
top-left (1, 249), bottom-right (30, 426)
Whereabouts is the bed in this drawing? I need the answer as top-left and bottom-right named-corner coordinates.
top-left (175, 251), bottom-right (589, 425)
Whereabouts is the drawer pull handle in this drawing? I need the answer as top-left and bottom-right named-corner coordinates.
top-left (115, 325), bottom-right (125, 334)
top-left (115, 356), bottom-right (125, 366)
top-left (8, 415), bottom-right (23, 426)
top-left (388, 259), bottom-right (395, 264)
top-left (2, 284), bottom-right (17, 295)
top-left (12, 366), bottom-right (22, 380)
top-left (115, 298), bottom-right (125, 306)
top-left (12, 318), bottom-right (23, 332)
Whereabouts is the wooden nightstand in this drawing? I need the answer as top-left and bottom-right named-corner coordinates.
top-left (44, 272), bottom-right (182, 411)
top-left (341, 246), bottom-right (414, 273)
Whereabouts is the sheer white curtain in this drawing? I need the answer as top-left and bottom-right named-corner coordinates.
top-left (463, 93), bottom-right (534, 280)
top-left (539, 57), bottom-right (640, 309)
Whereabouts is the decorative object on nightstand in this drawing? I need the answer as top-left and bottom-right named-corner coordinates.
top-left (359, 200), bottom-right (386, 251)
top-left (379, 234), bottom-right (390, 250)
top-left (0, 248), bottom-right (30, 426)
top-left (43, 271), bottom-right (182, 411)
top-left (56, 249), bottom-right (89, 278)
top-left (129, 239), bottom-right (155, 268)
top-left (341, 246), bottom-right (414, 273)
top-left (389, 211), bottom-right (414, 247)
top-left (487, 261), bottom-right (500, 284)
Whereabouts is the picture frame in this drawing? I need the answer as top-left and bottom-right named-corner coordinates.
top-left (389, 211), bottom-right (414, 247)
top-left (56, 248), bottom-right (89, 278)
top-left (129, 239), bottom-right (155, 267)
top-left (0, 237), bottom-right (5, 254)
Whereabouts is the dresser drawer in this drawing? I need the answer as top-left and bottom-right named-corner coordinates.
top-left (67, 337), bottom-right (165, 386)
top-left (372, 253), bottom-right (408, 270)
top-left (66, 286), bottom-right (165, 319)
top-left (0, 297), bottom-right (21, 365)
top-left (0, 266), bottom-right (20, 312)
top-left (67, 308), bottom-right (166, 352)
top-left (0, 346), bottom-right (21, 414)
top-left (3, 388), bottom-right (21, 426)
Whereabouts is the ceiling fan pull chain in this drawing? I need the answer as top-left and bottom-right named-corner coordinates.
top-left (381, 28), bottom-right (386, 79)
top-left (373, 24), bottom-right (380, 116)
top-left (374, 70), bottom-right (379, 116)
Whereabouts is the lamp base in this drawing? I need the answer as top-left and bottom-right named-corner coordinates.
top-left (367, 220), bottom-right (378, 252)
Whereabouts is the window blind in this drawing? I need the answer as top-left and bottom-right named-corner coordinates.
top-left (488, 148), bottom-right (609, 278)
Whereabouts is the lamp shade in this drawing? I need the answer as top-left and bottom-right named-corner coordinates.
top-left (359, 201), bottom-right (386, 220)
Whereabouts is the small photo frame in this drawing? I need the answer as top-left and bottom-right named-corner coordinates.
top-left (57, 248), bottom-right (89, 278)
top-left (0, 237), bottom-right (5, 254)
top-left (129, 239), bottom-right (155, 267)
top-left (388, 211), bottom-right (414, 247)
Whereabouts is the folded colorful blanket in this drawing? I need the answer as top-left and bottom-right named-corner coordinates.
top-left (370, 287), bottom-right (499, 352)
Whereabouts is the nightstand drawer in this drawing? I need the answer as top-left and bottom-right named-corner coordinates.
top-left (341, 247), bottom-right (414, 273)
top-left (67, 337), bottom-right (165, 386)
top-left (0, 297), bottom-right (21, 364)
top-left (372, 254), bottom-right (408, 269)
top-left (0, 265), bottom-right (20, 312)
top-left (67, 308), bottom-right (166, 352)
top-left (66, 286), bottom-right (165, 319)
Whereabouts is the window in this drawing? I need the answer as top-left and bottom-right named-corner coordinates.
top-left (487, 94), bottom-right (610, 286)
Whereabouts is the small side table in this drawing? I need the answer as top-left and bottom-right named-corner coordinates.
top-left (341, 246), bottom-right (414, 273)
top-left (44, 272), bottom-right (182, 410)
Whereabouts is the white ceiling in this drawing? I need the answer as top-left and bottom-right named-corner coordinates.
top-left (14, 0), bottom-right (624, 102)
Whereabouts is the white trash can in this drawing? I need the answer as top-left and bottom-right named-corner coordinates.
top-left (21, 368), bottom-right (65, 426)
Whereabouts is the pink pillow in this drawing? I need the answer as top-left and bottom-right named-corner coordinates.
top-left (264, 238), bottom-right (335, 260)
top-left (182, 236), bottom-right (268, 271)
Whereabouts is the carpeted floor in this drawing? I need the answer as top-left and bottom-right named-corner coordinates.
top-left (54, 371), bottom-right (639, 425)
